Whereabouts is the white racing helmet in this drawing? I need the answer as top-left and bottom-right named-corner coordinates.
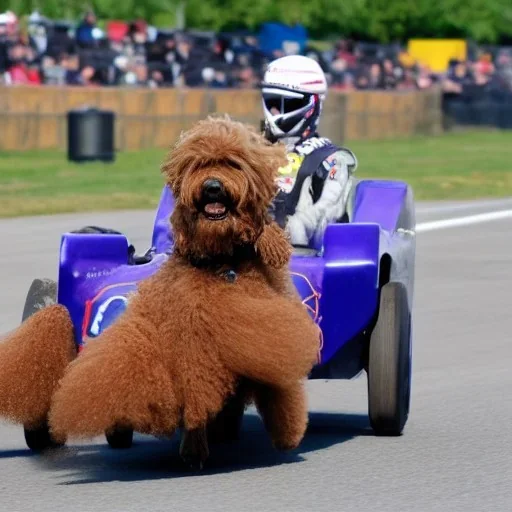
top-left (261, 55), bottom-right (327, 142)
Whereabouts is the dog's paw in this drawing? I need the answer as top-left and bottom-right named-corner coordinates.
top-left (272, 437), bottom-right (302, 452)
top-left (271, 427), bottom-right (305, 452)
top-left (180, 427), bottom-right (209, 471)
top-left (256, 222), bottom-right (292, 269)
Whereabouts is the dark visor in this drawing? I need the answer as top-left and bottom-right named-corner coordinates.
top-left (263, 93), bottom-right (311, 114)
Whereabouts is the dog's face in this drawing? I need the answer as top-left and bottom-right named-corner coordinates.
top-left (161, 116), bottom-right (290, 264)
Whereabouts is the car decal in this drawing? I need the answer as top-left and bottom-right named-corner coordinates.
top-left (291, 271), bottom-right (323, 364)
top-left (80, 282), bottom-right (138, 350)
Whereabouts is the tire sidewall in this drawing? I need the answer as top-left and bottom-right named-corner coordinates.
top-left (21, 278), bottom-right (59, 450)
top-left (22, 278), bottom-right (57, 322)
top-left (368, 281), bottom-right (411, 435)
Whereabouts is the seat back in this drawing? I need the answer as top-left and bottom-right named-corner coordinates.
top-left (308, 175), bottom-right (357, 252)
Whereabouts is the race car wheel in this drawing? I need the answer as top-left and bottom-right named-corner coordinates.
top-left (24, 419), bottom-right (63, 452)
top-left (21, 277), bottom-right (57, 323)
top-left (22, 278), bottom-right (64, 451)
top-left (106, 426), bottom-right (134, 449)
top-left (367, 281), bottom-right (411, 436)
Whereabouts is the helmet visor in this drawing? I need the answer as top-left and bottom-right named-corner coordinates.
top-left (262, 85), bottom-right (318, 136)
top-left (262, 91), bottom-right (311, 115)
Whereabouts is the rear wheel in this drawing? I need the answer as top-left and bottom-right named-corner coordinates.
top-left (21, 278), bottom-right (64, 451)
top-left (21, 278), bottom-right (57, 323)
top-left (367, 281), bottom-right (411, 436)
top-left (106, 426), bottom-right (134, 449)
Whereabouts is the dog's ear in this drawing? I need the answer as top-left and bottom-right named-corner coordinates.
top-left (160, 155), bottom-right (182, 198)
top-left (255, 222), bottom-right (293, 269)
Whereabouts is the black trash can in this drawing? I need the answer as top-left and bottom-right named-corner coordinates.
top-left (67, 107), bottom-right (115, 163)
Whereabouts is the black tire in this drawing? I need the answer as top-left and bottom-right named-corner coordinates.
top-left (21, 278), bottom-right (57, 323)
top-left (21, 278), bottom-right (64, 451)
top-left (367, 281), bottom-right (411, 436)
top-left (106, 427), bottom-right (134, 449)
top-left (24, 419), bottom-right (63, 452)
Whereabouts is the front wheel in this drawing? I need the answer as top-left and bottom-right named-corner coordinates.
top-left (367, 281), bottom-right (411, 436)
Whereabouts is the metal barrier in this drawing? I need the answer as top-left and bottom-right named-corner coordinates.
top-left (442, 92), bottom-right (512, 130)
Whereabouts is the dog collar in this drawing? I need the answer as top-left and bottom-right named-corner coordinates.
top-left (187, 257), bottom-right (237, 283)
top-left (219, 269), bottom-right (237, 283)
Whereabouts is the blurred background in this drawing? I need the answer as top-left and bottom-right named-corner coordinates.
top-left (0, 1), bottom-right (511, 217)
top-left (1, 2), bottom-right (512, 96)
top-left (1, 2), bottom-right (511, 103)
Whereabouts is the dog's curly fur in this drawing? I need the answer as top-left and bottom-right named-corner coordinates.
top-left (0, 116), bottom-right (321, 468)
top-left (0, 305), bottom-right (76, 430)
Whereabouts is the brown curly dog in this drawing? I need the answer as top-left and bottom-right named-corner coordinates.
top-left (0, 116), bottom-right (321, 470)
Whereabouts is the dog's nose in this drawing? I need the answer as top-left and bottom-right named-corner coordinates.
top-left (202, 179), bottom-right (223, 198)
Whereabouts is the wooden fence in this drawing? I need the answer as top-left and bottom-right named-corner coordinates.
top-left (0, 85), bottom-right (443, 151)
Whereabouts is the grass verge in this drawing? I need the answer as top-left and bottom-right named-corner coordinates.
top-left (0, 129), bottom-right (510, 218)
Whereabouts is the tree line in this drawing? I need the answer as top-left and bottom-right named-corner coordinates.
top-left (2, 0), bottom-right (512, 44)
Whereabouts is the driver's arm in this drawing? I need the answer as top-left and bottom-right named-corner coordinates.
top-left (286, 148), bottom-right (356, 245)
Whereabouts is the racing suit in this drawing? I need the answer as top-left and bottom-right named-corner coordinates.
top-left (270, 135), bottom-right (357, 248)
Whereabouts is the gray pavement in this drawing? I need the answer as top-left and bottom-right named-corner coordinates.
top-left (0, 199), bottom-right (511, 512)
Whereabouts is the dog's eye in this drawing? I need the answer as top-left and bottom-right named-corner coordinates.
top-left (226, 159), bottom-right (242, 171)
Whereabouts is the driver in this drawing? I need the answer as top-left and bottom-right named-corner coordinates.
top-left (261, 55), bottom-right (358, 248)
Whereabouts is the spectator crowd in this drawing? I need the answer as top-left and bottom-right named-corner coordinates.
top-left (1, 9), bottom-right (512, 100)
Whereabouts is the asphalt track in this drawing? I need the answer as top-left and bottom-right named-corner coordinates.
top-left (0, 198), bottom-right (511, 512)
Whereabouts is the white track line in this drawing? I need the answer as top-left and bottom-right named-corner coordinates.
top-left (416, 209), bottom-right (512, 233)
top-left (416, 199), bottom-right (512, 214)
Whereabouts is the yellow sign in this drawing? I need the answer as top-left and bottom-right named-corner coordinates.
top-left (407, 39), bottom-right (467, 73)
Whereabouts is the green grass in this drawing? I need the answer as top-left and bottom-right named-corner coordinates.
top-left (0, 129), bottom-right (511, 218)
top-left (348, 128), bottom-right (512, 201)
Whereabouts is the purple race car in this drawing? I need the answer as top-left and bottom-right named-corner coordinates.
top-left (21, 178), bottom-right (416, 451)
